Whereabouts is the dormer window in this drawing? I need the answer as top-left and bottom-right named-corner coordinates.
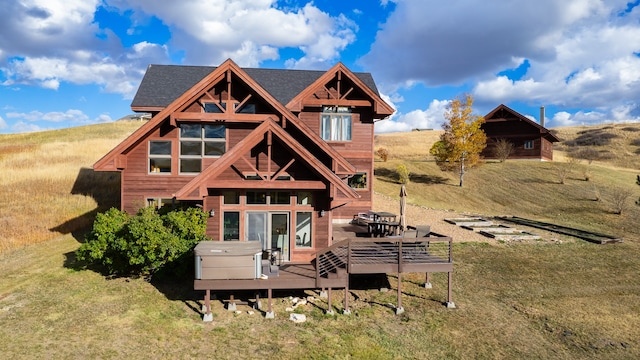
top-left (321, 106), bottom-right (352, 141)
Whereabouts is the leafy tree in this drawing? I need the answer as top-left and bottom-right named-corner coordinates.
top-left (430, 94), bottom-right (487, 187)
top-left (396, 164), bottom-right (410, 184)
top-left (376, 147), bottom-right (390, 162)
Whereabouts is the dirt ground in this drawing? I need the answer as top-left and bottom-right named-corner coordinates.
top-left (372, 192), bottom-right (577, 245)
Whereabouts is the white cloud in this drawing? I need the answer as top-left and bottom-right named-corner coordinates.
top-left (0, 1), bottom-right (171, 98)
top-left (6, 109), bottom-right (112, 126)
top-left (117, 1), bottom-right (356, 69)
top-left (375, 99), bottom-right (449, 133)
top-left (11, 121), bottom-right (49, 133)
top-left (550, 105), bottom-right (640, 127)
top-left (363, 0), bottom-right (640, 122)
top-left (0, 115), bottom-right (7, 130)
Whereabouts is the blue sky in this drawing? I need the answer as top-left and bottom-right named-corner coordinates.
top-left (2, 0), bottom-right (640, 134)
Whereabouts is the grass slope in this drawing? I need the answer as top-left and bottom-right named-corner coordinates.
top-left (0, 121), bottom-right (639, 358)
top-left (374, 123), bottom-right (640, 240)
top-left (0, 120), bottom-right (143, 252)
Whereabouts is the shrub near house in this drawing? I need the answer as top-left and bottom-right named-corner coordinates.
top-left (76, 207), bottom-right (208, 276)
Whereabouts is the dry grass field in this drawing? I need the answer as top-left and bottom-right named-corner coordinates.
top-left (0, 121), bottom-right (639, 359)
top-left (0, 120), bottom-right (144, 252)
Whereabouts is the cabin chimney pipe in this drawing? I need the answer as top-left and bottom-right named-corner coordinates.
top-left (540, 106), bottom-right (545, 127)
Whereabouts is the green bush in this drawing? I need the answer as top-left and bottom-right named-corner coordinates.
top-left (397, 164), bottom-right (410, 184)
top-left (76, 206), bottom-right (208, 276)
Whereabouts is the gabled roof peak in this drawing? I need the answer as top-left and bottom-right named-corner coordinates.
top-left (132, 62), bottom-right (380, 111)
top-left (484, 104), bottom-right (559, 142)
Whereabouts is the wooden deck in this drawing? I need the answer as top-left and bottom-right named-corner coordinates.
top-left (196, 223), bottom-right (455, 319)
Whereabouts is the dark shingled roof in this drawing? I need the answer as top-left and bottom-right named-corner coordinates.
top-left (131, 64), bottom-right (380, 109)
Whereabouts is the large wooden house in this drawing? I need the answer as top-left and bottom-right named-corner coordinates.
top-left (481, 104), bottom-right (559, 161)
top-left (94, 59), bottom-right (394, 263)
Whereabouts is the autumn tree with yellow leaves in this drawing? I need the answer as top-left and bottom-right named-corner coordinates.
top-left (430, 94), bottom-right (487, 187)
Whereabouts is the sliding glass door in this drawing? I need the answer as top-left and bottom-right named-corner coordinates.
top-left (246, 211), bottom-right (290, 261)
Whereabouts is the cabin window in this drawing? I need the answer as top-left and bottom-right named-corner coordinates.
top-left (348, 172), bottom-right (368, 189)
top-left (223, 211), bottom-right (240, 241)
top-left (297, 191), bottom-right (313, 205)
top-left (295, 212), bottom-right (312, 248)
top-left (203, 102), bottom-right (226, 113)
top-left (149, 141), bottom-right (172, 173)
top-left (147, 198), bottom-right (175, 209)
top-left (271, 192), bottom-right (291, 205)
top-left (147, 198), bottom-right (202, 210)
top-left (321, 106), bottom-right (352, 141)
top-left (246, 191), bottom-right (290, 205)
top-left (179, 123), bottom-right (226, 174)
top-left (222, 191), bottom-right (240, 205)
top-left (235, 103), bottom-right (256, 114)
top-left (247, 191), bottom-right (268, 205)
top-left (524, 140), bottom-right (534, 150)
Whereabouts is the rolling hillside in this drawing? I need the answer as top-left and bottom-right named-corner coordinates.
top-left (374, 123), bottom-right (640, 241)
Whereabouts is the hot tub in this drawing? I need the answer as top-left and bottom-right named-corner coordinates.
top-left (195, 241), bottom-right (263, 280)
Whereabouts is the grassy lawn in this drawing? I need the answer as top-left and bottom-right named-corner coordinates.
top-left (1, 235), bottom-right (638, 359)
top-left (1, 121), bottom-right (639, 358)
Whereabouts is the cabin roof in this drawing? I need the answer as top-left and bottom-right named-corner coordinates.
top-left (131, 64), bottom-right (380, 110)
top-left (484, 104), bottom-right (560, 142)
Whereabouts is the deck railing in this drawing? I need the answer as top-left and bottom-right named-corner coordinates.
top-left (315, 233), bottom-right (453, 285)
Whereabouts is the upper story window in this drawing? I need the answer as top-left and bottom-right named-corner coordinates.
top-left (179, 123), bottom-right (226, 174)
top-left (204, 102), bottom-right (225, 113)
top-left (321, 106), bottom-right (352, 141)
top-left (524, 140), bottom-right (534, 150)
top-left (149, 141), bottom-right (172, 174)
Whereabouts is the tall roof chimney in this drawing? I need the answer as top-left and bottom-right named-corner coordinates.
top-left (540, 106), bottom-right (545, 128)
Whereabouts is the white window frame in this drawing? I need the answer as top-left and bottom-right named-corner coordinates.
top-left (524, 140), bottom-right (534, 150)
top-left (321, 106), bottom-right (352, 141)
top-left (295, 211), bottom-right (313, 248)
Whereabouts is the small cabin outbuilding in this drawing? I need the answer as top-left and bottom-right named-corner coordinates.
top-left (481, 104), bottom-right (559, 161)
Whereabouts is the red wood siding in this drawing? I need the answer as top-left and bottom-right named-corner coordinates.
top-left (297, 107), bottom-right (375, 220)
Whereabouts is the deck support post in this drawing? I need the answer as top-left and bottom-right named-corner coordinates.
top-left (254, 292), bottom-right (261, 310)
top-left (203, 289), bottom-right (213, 322)
top-left (446, 272), bottom-right (456, 309)
top-left (343, 283), bottom-right (351, 315)
top-left (265, 288), bottom-right (275, 318)
top-left (396, 273), bottom-right (404, 315)
top-left (227, 294), bottom-right (237, 311)
top-left (424, 272), bottom-right (432, 288)
top-left (326, 288), bottom-right (334, 315)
